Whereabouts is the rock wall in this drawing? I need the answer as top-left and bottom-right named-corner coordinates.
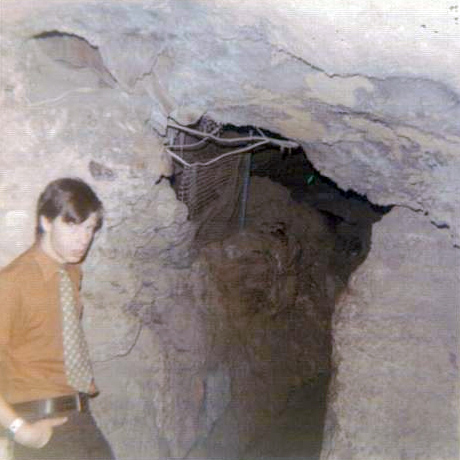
top-left (1, 9), bottom-right (198, 458)
top-left (0, 37), bottom-right (195, 457)
top-left (322, 207), bottom-right (459, 460)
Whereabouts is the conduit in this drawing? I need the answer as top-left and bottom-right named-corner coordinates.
top-left (166, 121), bottom-right (298, 167)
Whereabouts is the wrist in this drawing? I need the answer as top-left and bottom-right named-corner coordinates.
top-left (7, 417), bottom-right (25, 439)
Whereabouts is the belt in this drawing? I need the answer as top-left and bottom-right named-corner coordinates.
top-left (12, 393), bottom-right (89, 417)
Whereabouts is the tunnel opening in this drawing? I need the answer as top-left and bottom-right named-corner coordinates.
top-left (166, 117), bottom-right (391, 459)
top-left (167, 118), bottom-right (390, 294)
top-left (244, 126), bottom-right (393, 295)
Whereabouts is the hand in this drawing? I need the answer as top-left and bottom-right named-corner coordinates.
top-left (14, 417), bottom-right (68, 449)
top-left (88, 381), bottom-right (100, 397)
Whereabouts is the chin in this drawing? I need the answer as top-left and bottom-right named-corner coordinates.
top-left (66, 254), bottom-right (84, 264)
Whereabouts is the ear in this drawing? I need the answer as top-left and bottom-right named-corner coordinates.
top-left (40, 215), bottom-right (52, 234)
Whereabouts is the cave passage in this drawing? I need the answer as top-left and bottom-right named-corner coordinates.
top-left (172, 121), bottom-right (390, 460)
top-left (248, 132), bottom-right (392, 292)
top-left (239, 128), bottom-right (389, 460)
top-left (240, 372), bottom-right (329, 460)
top-left (171, 120), bottom-right (390, 287)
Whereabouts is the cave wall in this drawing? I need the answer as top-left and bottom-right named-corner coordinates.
top-left (1, 1), bottom-right (459, 459)
top-left (322, 207), bottom-right (459, 460)
top-left (0, 33), bottom-right (197, 457)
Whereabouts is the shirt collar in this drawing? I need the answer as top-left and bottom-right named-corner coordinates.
top-left (31, 243), bottom-right (66, 281)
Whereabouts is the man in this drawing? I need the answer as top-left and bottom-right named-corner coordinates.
top-left (0, 177), bottom-right (114, 459)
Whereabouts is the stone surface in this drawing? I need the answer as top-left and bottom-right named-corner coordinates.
top-left (1, 1), bottom-right (459, 459)
top-left (322, 207), bottom-right (459, 460)
top-left (2, 0), bottom-right (460, 243)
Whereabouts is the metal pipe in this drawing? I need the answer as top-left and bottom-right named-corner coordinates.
top-left (239, 152), bottom-right (252, 231)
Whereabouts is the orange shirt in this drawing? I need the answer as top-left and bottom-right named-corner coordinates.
top-left (0, 244), bottom-right (82, 403)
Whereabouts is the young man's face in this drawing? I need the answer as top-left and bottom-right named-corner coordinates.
top-left (39, 213), bottom-right (99, 264)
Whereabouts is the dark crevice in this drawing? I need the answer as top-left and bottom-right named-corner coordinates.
top-left (431, 220), bottom-right (450, 229)
top-left (170, 119), bottom-right (392, 460)
top-left (226, 125), bottom-right (390, 292)
top-left (32, 30), bottom-right (96, 44)
top-left (227, 124), bottom-right (389, 460)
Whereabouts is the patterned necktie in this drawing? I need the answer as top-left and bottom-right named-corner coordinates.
top-left (59, 267), bottom-right (93, 393)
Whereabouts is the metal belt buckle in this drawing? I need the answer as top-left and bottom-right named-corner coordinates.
top-left (43, 398), bottom-right (53, 416)
top-left (76, 394), bottom-right (82, 412)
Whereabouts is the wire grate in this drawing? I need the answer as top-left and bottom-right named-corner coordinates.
top-left (165, 119), bottom-right (298, 244)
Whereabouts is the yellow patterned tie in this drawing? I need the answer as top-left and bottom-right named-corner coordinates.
top-left (59, 267), bottom-right (93, 393)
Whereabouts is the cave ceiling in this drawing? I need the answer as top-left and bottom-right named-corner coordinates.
top-left (2, 0), bottom-right (460, 244)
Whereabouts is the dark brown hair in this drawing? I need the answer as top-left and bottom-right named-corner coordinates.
top-left (36, 177), bottom-right (103, 236)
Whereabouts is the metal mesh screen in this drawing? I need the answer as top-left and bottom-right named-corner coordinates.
top-left (175, 149), bottom-right (245, 244)
top-left (166, 119), bottom-right (298, 244)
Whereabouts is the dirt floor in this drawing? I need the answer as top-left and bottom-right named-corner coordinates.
top-left (240, 373), bottom-right (330, 460)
